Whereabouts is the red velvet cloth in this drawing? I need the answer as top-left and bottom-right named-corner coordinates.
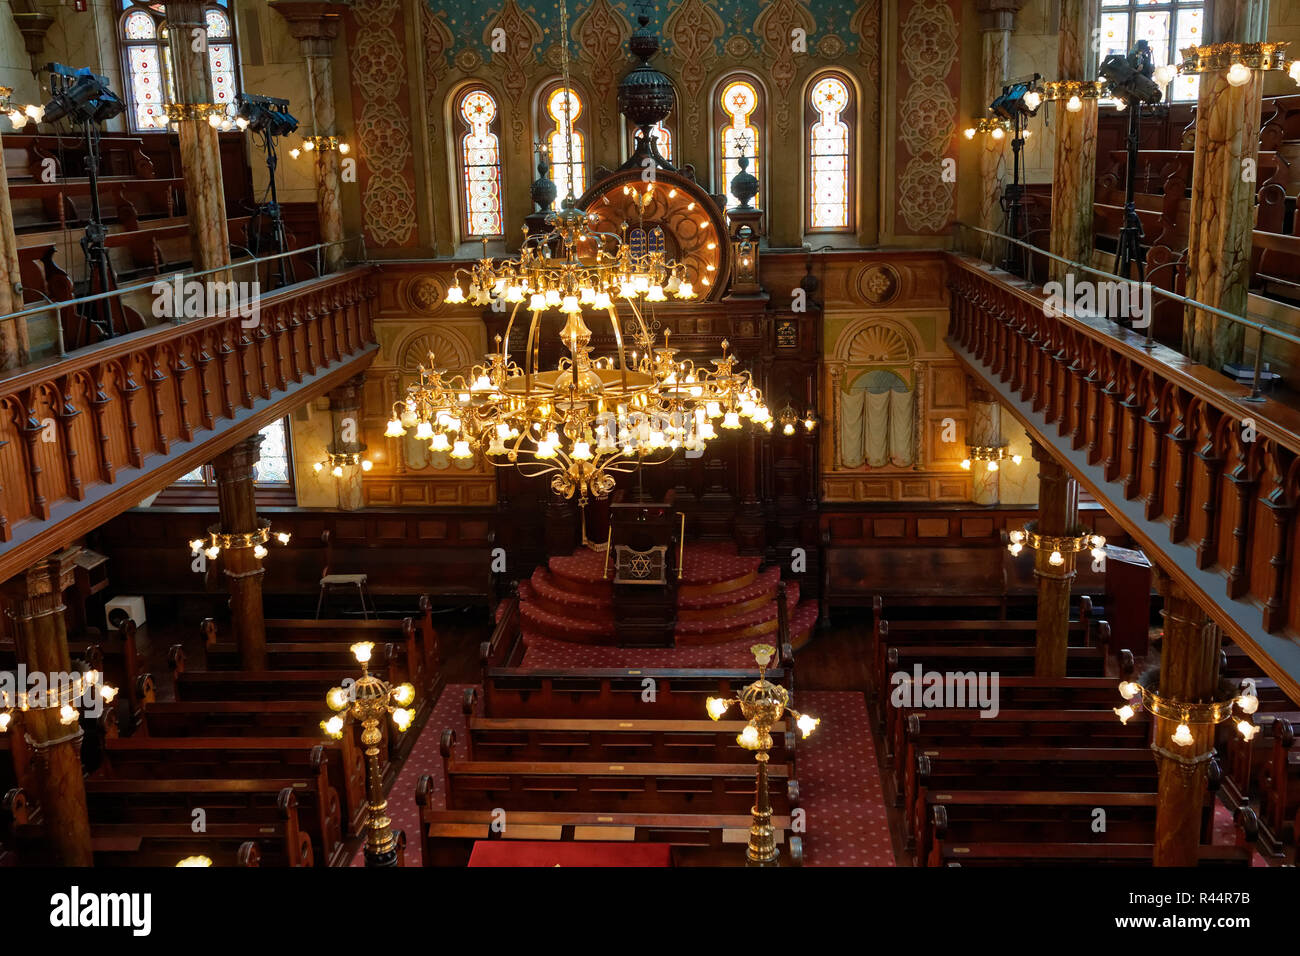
top-left (467, 841), bottom-right (672, 867)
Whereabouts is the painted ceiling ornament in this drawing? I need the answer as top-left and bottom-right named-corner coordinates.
top-left (665, 0), bottom-right (724, 128)
top-left (575, 0), bottom-right (629, 137)
top-left (486, 0), bottom-right (544, 145)
top-left (422, 5), bottom-right (454, 87)
top-left (725, 34), bottom-right (754, 60)
top-left (454, 48), bottom-right (482, 74)
top-left (755, 0), bottom-right (815, 101)
top-left (817, 34), bottom-right (847, 59)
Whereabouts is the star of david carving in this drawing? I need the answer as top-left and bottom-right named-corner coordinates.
top-left (627, 552), bottom-right (653, 578)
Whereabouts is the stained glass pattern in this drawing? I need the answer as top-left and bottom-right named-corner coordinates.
top-left (808, 75), bottom-right (851, 230)
top-left (459, 89), bottom-right (504, 237)
top-left (631, 120), bottom-right (672, 162)
top-left (173, 420), bottom-right (290, 486)
top-left (720, 78), bottom-right (761, 210)
top-left (119, 2), bottom-right (239, 132)
top-left (1100, 1), bottom-right (1204, 105)
top-left (547, 88), bottom-right (586, 202)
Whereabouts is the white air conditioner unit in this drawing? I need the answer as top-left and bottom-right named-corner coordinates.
top-left (105, 595), bottom-right (147, 629)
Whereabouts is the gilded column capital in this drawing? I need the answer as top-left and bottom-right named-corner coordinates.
top-left (2, 548), bottom-right (80, 620)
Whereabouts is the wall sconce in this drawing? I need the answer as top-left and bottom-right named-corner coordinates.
top-left (0, 87), bottom-right (50, 129)
top-left (188, 518), bottom-right (291, 562)
top-left (1040, 79), bottom-right (1105, 113)
top-left (289, 134), bottom-right (352, 160)
top-left (1004, 521), bottom-right (1104, 563)
top-left (314, 448), bottom-right (373, 478)
top-left (777, 403), bottom-right (817, 437)
top-left (960, 443), bottom-right (1022, 472)
top-left (1177, 41), bottom-right (1293, 89)
top-left (1116, 674), bottom-right (1260, 764)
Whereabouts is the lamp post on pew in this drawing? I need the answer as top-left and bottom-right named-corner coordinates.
top-left (322, 642), bottom-right (415, 867)
top-left (706, 644), bottom-right (819, 866)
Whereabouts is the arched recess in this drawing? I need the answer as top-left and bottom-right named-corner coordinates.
top-left (828, 318), bottom-right (925, 471)
top-left (444, 79), bottom-right (510, 248)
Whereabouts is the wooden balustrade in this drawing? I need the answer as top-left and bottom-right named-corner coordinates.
top-left (945, 254), bottom-right (1300, 700)
top-left (0, 267), bottom-right (380, 582)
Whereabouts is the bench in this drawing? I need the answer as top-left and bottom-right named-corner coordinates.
top-left (96, 738), bottom-right (349, 860)
top-left (413, 793), bottom-right (801, 868)
top-left (440, 730), bottom-right (799, 816)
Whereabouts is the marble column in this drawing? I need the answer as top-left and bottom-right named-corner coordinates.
top-left (165, 0), bottom-right (231, 273)
top-left (1048, 0), bottom-right (1100, 281)
top-left (968, 384), bottom-right (1001, 505)
top-left (328, 374), bottom-right (365, 512)
top-left (1182, 0), bottom-right (1270, 368)
top-left (213, 435), bottom-right (268, 670)
top-left (975, 1), bottom-right (1022, 236)
top-left (1032, 441), bottom-right (1079, 677)
top-left (0, 121), bottom-right (28, 369)
top-left (1, 550), bottom-right (93, 866)
top-left (271, 1), bottom-right (347, 272)
top-left (1151, 570), bottom-right (1221, 867)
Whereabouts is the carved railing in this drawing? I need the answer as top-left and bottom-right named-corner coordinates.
top-left (945, 254), bottom-right (1300, 699)
top-left (0, 266), bottom-right (380, 581)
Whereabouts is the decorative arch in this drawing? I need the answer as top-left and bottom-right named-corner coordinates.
top-left (395, 327), bottom-right (476, 376)
top-left (803, 69), bottom-right (857, 233)
top-left (534, 78), bottom-right (592, 205)
top-left (832, 317), bottom-right (920, 366)
top-left (711, 72), bottom-right (767, 209)
top-left (449, 83), bottom-right (505, 240)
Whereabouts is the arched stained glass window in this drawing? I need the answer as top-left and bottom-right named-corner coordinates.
top-left (717, 76), bottom-right (763, 210)
top-left (455, 87), bottom-right (504, 238)
top-left (118, 0), bottom-right (241, 132)
top-left (807, 74), bottom-right (855, 232)
top-left (545, 86), bottom-right (587, 203)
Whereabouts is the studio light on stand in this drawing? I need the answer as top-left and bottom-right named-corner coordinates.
top-left (35, 64), bottom-right (126, 347)
top-left (988, 74), bottom-right (1042, 278)
top-left (1099, 40), bottom-right (1163, 325)
top-left (236, 92), bottom-right (299, 291)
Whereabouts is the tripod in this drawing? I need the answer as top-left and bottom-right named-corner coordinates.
top-left (999, 111), bottom-right (1031, 277)
top-left (247, 128), bottom-right (294, 290)
top-left (1112, 96), bottom-right (1146, 327)
top-left (75, 119), bottom-right (118, 346)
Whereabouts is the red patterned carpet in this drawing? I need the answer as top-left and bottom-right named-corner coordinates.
top-left (355, 683), bottom-right (895, 867)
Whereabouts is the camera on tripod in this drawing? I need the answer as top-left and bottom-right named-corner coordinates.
top-left (236, 93), bottom-right (299, 138)
top-left (1100, 40), bottom-right (1163, 105)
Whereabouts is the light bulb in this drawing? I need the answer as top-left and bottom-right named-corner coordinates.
top-left (289, 148), bottom-right (301, 159)
top-left (593, 291), bottom-right (613, 310)
top-left (361, 459), bottom-right (373, 472)
top-left (204, 546), bottom-right (220, 561)
top-left (276, 531), bottom-right (292, 545)
top-left (0, 713), bottom-right (10, 732)
top-left (528, 292), bottom-right (547, 311)
top-left (987, 460), bottom-right (999, 472)
top-left (338, 142), bottom-right (350, 155)
top-left (1172, 722), bottom-right (1194, 747)
top-left (572, 440), bottom-right (592, 461)
top-left (321, 715), bottom-right (345, 739)
top-left (1114, 704), bottom-right (1135, 724)
top-left (327, 687), bottom-right (350, 711)
top-left (737, 725), bottom-right (760, 748)
top-left (101, 685), bottom-right (118, 703)
top-left (1066, 95), bottom-right (1083, 113)
top-left (561, 294), bottom-right (580, 314)
top-left (351, 642), bottom-right (374, 664)
top-left (208, 113), bottom-right (222, 128)
top-left (960, 459), bottom-right (971, 470)
top-left (331, 465), bottom-right (343, 478)
top-left (385, 418), bottom-right (406, 437)
top-left (430, 432), bottom-right (450, 452)
top-left (544, 288), bottom-right (562, 308)
top-left (646, 284), bottom-right (666, 302)
top-left (189, 538), bottom-right (206, 552)
top-left (303, 138), bottom-right (315, 151)
top-left (1008, 542), bottom-right (1023, 556)
top-left (450, 439), bottom-right (472, 459)
top-left (1237, 720), bottom-right (1259, 741)
top-left (783, 423), bottom-right (795, 436)
top-left (706, 697), bottom-right (729, 720)
top-left (253, 544), bottom-right (268, 559)
top-left (24, 104), bottom-right (44, 123)
top-left (796, 713), bottom-right (820, 738)
top-left (235, 116), bottom-right (250, 130)
top-left (1049, 550), bottom-right (1064, 566)
top-left (991, 127), bottom-right (1005, 140)
top-left (1118, 681), bottom-right (1141, 700)
top-left (1238, 693), bottom-right (1259, 716)
top-left (722, 411), bottom-right (741, 429)
top-left (677, 281), bottom-right (695, 299)
top-left (393, 683), bottom-right (415, 707)
top-left (1011, 454), bottom-right (1022, 465)
top-left (415, 421), bottom-right (434, 440)
top-left (964, 127), bottom-right (976, 140)
top-left (1155, 64), bottom-right (1177, 88)
top-left (1022, 90), bottom-right (1042, 112)
top-left (1291, 61), bottom-right (1300, 86)
top-left (444, 285), bottom-right (466, 303)
top-left (1226, 62), bottom-right (1251, 87)
top-left (392, 708), bottom-right (413, 732)
top-left (60, 704), bottom-right (78, 725)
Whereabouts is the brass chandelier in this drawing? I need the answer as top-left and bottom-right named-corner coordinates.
top-left (385, 0), bottom-right (771, 504)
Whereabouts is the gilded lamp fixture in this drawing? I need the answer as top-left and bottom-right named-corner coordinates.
top-left (961, 444), bottom-right (1022, 472)
top-left (1005, 521), bottom-right (1105, 567)
top-left (189, 519), bottom-right (291, 562)
top-left (1115, 675), bottom-right (1260, 765)
top-left (387, 0), bottom-right (771, 505)
top-left (321, 642), bottom-right (416, 868)
top-left (0, 667), bottom-right (118, 733)
top-left (706, 644), bottom-right (819, 866)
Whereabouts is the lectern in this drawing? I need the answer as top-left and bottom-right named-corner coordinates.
top-left (609, 503), bottom-right (678, 647)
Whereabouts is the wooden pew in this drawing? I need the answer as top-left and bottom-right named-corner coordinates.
top-left (8, 177), bottom-right (183, 232)
top-left (885, 643), bottom-right (1107, 681)
top-left (81, 779), bottom-right (321, 867)
top-left (414, 790), bottom-right (801, 867)
top-left (934, 842), bottom-right (1254, 867)
top-left (134, 699), bottom-right (368, 837)
top-left (440, 729), bottom-right (798, 816)
top-left (462, 716), bottom-right (794, 768)
top-left (95, 738), bottom-right (347, 863)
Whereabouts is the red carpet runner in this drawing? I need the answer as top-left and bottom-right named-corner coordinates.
top-left (358, 684), bottom-right (895, 867)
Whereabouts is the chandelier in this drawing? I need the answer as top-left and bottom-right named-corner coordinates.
top-left (385, 0), bottom-right (771, 504)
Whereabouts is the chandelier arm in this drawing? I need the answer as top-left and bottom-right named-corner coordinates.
top-left (606, 303), bottom-right (632, 397)
top-left (500, 297), bottom-right (526, 374)
top-left (523, 307), bottom-right (542, 397)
